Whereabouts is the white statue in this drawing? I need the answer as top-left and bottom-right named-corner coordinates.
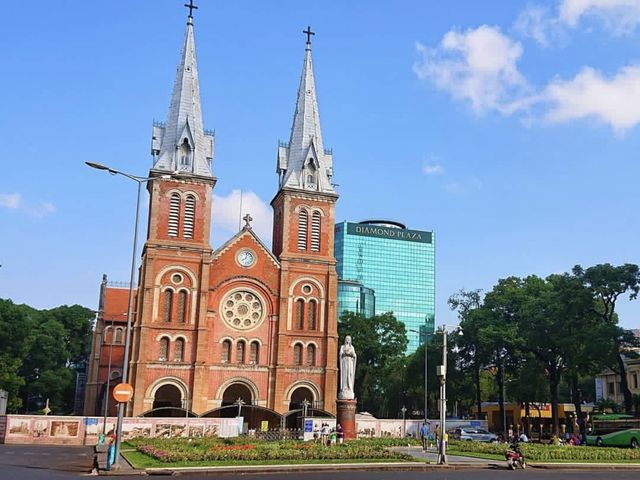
top-left (339, 335), bottom-right (357, 400)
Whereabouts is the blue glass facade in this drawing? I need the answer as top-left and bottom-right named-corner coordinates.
top-left (337, 280), bottom-right (376, 319)
top-left (334, 221), bottom-right (435, 353)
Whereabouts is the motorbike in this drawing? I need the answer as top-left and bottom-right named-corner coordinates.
top-left (505, 443), bottom-right (526, 470)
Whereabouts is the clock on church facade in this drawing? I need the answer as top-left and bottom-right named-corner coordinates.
top-left (83, 12), bottom-right (339, 425)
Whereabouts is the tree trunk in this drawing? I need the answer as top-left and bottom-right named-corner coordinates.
top-left (617, 353), bottom-right (633, 414)
top-left (524, 401), bottom-right (530, 436)
top-left (497, 361), bottom-right (506, 440)
top-left (550, 373), bottom-right (560, 436)
top-left (570, 375), bottom-right (584, 436)
top-left (475, 360), bottom-right (482, 419)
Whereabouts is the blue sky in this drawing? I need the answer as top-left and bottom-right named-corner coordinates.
top-left (1, 0), bottom-right (638, 328)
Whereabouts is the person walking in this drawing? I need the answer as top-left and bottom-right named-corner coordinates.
top-left (420, 422), bottom-right (430, 450)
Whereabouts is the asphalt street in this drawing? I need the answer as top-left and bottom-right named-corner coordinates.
top-left (1, 444), bottom-right (639, 479)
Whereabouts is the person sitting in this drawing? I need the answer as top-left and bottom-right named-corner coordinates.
top-left (519, 432), bottom-right (529, 443)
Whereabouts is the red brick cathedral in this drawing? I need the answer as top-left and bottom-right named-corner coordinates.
top-left (84, 13), bottom-right (339, 423)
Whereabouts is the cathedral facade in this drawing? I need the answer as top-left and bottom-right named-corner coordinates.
top-left (84, 13), bottom-right (339, 421)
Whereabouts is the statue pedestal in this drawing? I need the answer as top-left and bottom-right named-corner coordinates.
top-left (336, 398), bottom-right (357, 441)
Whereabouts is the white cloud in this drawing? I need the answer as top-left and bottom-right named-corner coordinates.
top-left (27, 202), bottom-right (57, 219)
top-left (514, 4), bottom-right (566, 47)
top-left (543, 65), bottom-right (640, 132)
top-left (559, 0), bottom-right (640, 33)
top-left (422, 163), bottom-right (445, 176)
top-left (0, 193), bottom-right (56, 218)
top-left (0, 193), bottom-right (21, 209)
top-left (413, 26), bottom-right (531, 115)
top-left (211, 190), bottom-right (272, 247)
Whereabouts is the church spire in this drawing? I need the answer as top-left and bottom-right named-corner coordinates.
top-left (151, 3), bottom-right (214, 178)
top-left (277, 27), bottom-right (335, 194)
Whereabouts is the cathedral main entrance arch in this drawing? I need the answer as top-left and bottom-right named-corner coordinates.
top-left (146, 384), bottom-right (187, 417)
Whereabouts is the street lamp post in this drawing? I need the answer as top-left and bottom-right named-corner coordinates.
top-left (401, 405), bottom-right (407, 437)
top-left (85, 161), bottom-right (168, 469)
top-left (102, 317), bottom-right (116, 434)
top-left (436, 325), bottom-right (463, 465)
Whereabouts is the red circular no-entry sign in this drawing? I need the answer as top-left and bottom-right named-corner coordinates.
top-left (112, 383), bottom-right (134, 403)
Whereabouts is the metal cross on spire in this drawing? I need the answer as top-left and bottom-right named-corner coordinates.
top-left (184, 0), bottom-right (198, 20)
top-left (303, 25), bottom-right (315, 46)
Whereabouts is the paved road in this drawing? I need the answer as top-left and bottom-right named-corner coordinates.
top-left (1, 444), bottom-right (639, 479)
top-left (0, 444), bottom-right (93, 479)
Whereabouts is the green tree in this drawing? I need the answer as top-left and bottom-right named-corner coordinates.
top-left (0, 300), bottom-right (35, 411)
top-left (449, 289), bottom-right (487, 418)
top-left (573, 263), bottom-right (640, 414)
top-left (338, 311), bottom-right (407, 417)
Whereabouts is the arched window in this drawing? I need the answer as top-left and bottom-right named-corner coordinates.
top-left (183, 194), bottom-right (196, 239)
top-left (295, 299), bottom-right (304, 330)
top-left (293, 344), bottom-right (303, 366)
top-left (221, 340), bottom-right (231, 363)
top-left (250, 341), bottom-right (260, 364)
top-left (297, 209), bottom-right (308, 250)
top-left (175, 338), bottom-right (184, 362)
top-left (237, 340), bottom-right (246, 364)
top-left (308, 300), bottom-right (317, 330)
top-left (168, 193), bottom-right (181, 237)
top-left (163, 290), bottom-right (173, 322)
top-left (179, 138), bottom-right (192, 168)
top-left (104, 326), bottom-right (112, 344)
top-left (177, 290), bottom-right (187, 323)
top-left (115, 327), bottom-right (124, 344)
top-left (311, 211), bottom-right (321, 252)
top-left (306, 160), bottom-right (316, 187)
top-left (159, 337), bottom-right (169, 362)
top-left (307, 344), bottom-right (316, 367)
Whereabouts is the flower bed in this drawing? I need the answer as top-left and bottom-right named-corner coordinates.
top-left (128, 437), bottom-right (417, 464)
top-left (448, 440), bottom-right (640, 462)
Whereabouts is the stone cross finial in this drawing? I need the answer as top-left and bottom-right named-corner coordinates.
top-left (184, 0), bottom-right (198, 19)
top-left (243, 213), bottom-right (253, 229)
top-left (303, 26), bottom-right (315, 46)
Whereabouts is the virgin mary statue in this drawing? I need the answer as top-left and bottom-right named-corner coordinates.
top-left (339, 336), bottom-right (357, 400)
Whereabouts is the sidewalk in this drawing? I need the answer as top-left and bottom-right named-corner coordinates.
top-left (392, 446), bottom-right (497, 466)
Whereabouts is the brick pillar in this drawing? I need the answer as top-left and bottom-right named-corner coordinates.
top-left (336, 399), bottom-right (357, 440)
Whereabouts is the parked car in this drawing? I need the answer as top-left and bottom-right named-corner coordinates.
top-left (451, 427), bottom-right (498, 442)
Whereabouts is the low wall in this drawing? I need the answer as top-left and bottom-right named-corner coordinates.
top-left (0, 415), bottom-right (488, 445)
top-left (0, 415), bottom-right (241, 446)
top-left (356, 417), bottom-right (489, 438)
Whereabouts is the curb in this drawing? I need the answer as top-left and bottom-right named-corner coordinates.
top-left (530, 463), bottom-right (640, 470)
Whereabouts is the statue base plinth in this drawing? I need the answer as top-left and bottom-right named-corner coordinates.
top-left (336, 398), bottom-right (357, 441)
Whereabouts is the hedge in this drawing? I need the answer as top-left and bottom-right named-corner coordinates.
top-left (448, 440), bottom-right (640, 462)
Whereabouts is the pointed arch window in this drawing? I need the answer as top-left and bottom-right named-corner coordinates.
top-left (179, 138), bottom-right (192, 169)
top-left (297, 209), bottom-right (308, 250)
top-left (175, 338), bottom-right (185, 362)
top-left (168, 193), bottom-right (181, 237)
top-left (295, 299), bottom-right (304, 330)
top-left (104, 326), bottom-right (113, 344)
top-left (159, 337), bottom-right (169, 362)
top-left (183, 195), bottom-right (196, 239)
top-left (307, 344), bottom-right (316, 367)
top-left (293, 344), bottom-right (303, 366)
top-left (306, 160), bottom-right (317, 188)
top-left (237, 340), bottom-right (246, 364)
top-left (177, 290), bottom-right (188, 323)
top-left (311, 211), bottom-right (321, 252)
top-left (221, 340), bottom-right (231, 363)
top-left (250, 341), bottom-right (260, 364)
top-left (308, 300), bottom-right (317, 330)
top-left (163, 290), bottom-right (174, 322)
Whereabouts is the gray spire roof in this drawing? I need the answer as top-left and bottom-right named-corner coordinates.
top-left (277, 40), bottom-right (335, 194)
top-left (151, 19), bottom-right (214, 177)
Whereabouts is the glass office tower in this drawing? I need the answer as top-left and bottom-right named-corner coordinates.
top-left (337, 280), bottom-right (376, 319)
top-left (334, 220), bottom-right (435, 352)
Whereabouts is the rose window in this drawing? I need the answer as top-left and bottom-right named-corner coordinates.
top-left (221, 290), bottom-right (264, 330)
